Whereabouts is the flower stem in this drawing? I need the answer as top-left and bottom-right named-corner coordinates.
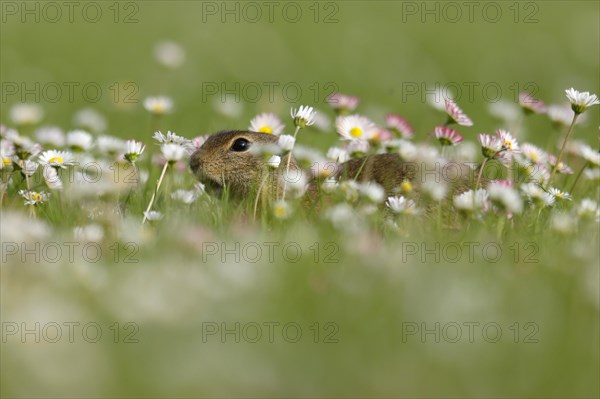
top-left (546, 113), bottom-right (579, 189)
top-left (475, 158), bottom-right (488, 191)
top-left (281, 126), bottom-right (300, 201)
top-left (569, 161), bottom-right (588, 194)
top-left (142, 162), bottom-right (169, 223)
top-left (21, 161), bottom-right (36, 218)
top-left (253, 173), bottom-right (270, 222)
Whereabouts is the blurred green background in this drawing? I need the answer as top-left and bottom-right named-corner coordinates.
top-left (1, 0), bottom-right (599, 140)
top-left (1, 1), bottom-right (599, 398)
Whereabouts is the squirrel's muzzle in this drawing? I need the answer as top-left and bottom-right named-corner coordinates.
top-left (189, 149), bottom-right (202, 175)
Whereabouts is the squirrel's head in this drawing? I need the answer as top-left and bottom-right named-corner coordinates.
top-left (189, 130), bottom-right (285, 196)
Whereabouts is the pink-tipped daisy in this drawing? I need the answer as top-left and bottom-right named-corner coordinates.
top-left (477, 133), bottom-right (502, 158)
top-left (520, 143), bottom-right (547, 164)
top-left (385, 114), bottom-right (414, 139)
top-left (336, 114), bottom-right (377, 141)
top-left (249, 113), bottom-right (285, 135)
top-left (518, 92), bottom-right (546, 114)
top-left (327, 93), bottom-right (359, 113)
top-left (434, 126), bottom-right (463, 146)
top-left (547, 154), bottom-right (573, 174)
top-left (496, 129), bottom-right (519, 152)
top-left (444, 98), bottom-right (473, 126)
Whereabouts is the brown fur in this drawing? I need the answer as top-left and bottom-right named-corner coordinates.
top-left (190, 130), bottom-right (478, 201)
top-left (189, 130), bottom-right (299, 198)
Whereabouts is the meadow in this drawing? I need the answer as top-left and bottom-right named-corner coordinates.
top-left (1, 1), bottom-right (599, 397)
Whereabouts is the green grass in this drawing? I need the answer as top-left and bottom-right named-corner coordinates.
top-left (1, 1), bottom-right (599, 398)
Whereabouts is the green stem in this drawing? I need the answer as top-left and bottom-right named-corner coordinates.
top-left (253, 172), bottom-right (270, 222)
top-left (546, 113), bottom-right (579, 189)
top-left (281, 126), bottom-right (301, 201)
top-left (475, 158), bottom-right (488, 191)
top-left (142, 162), bottom-right (169, 224)
top-left (569, 161), bottom-right (588, 194)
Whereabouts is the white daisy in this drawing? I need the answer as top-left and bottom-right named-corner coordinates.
top-left (583, 167), bottom-right (600, 182)
top-left (160, 143), bottom-right (188, 162)
top-left (576, 198), bottom-right (599, 220)
top-left (422, 180), bottom-right (448, 202)
top-left (386, 196), bottom-right (421, 215)
top-left (290, 105), bottom-right (317, 128)
top-left (453, 189), bottom-right (489, 212)
top-left (477, 134), bottom-right (502, 158)
top-left (277, 134), bottom-right (295, 151)
top-left (97, 135), bottom-right (126, 155)
top-left (74, 224), bottom-right (104, 242)
top-left (213, 94), bottom-right (243, 119)
top-left (550, 213), bottom-right (576, 234)
top-left (35, 126), bottom-right (65, 147)
top-left (281, 169), bottom-right (308, 198)
top-left (74, 108), bottom-right (107, 132)
top-left (124, 140), bottom-right (146, 163)
top-left (520, 183), bottom-right (554, 207)
top-left (336, 114), bottom-right (377, 141)
top-left (496, 129), bottom-right (519, 152)
top-left (266, 155), bottom-right (281, 168)
top-left (520, 143), bottom-right (547, 164)
top-left (548, 188), bottom-right (572, 201)
top-left (326, 147), bottom-right (350, 163)
top-left (143, 210), bottom-right (163, 221)
top-left (565, 88), bottom-right (600, 114)
top-left (66, 130), bottom-right (94, 151)
top-left (42, 165), bottom-right (63, 190)
top-left (579, 145), bottom-right (600, 167)
top-left (153, 130), bottom-right (193, 149)
top-left (21, 160), bottom-right (38, 177)
top-left (18, 190), bottom-right (50, 206)
top-left (154, 41), bottom-right (186, 68)
top-left (547, 104), bottom-right (586, 126)
top-left (144, 96), bottom-right (173, 114)
top-left (1, 142), bottom-right (15, 169)
top-left (171, 189), bottom-right (200, 204)
top-left (358, 182), bottom-right (385, 203)
top-left (272, 200), bottom-right (291, 219)
top-left (249, 113), bottom-right (285, 135)
top-left (10, 103), bottom-right (44, 125)
top-left (487, 183), bottom-right (523, 214)
top-left (38, 150), bottom-right (75, 169)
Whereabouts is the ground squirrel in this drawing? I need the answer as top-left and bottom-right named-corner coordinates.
top-left (189, 130), bottom-right (477, 200)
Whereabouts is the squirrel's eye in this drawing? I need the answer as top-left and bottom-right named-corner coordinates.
top-left (231, 138), bottom-right (251, 152)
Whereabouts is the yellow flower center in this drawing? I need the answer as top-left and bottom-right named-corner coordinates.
top-left (2, 158), bottom-right (11, 166)
top-left (153, 104), bottom-right (165, 113)
top-left (49, 156), bottom-right (64, 164)
top-left (259, 126), bottom-right (273, 134)
top-left (530, 152), bottom-right (539, 163)
top-left (400, 180), bottom-right (413, 193)
top-left (350, 127), bottom-right (363, 138)
top-left (557, 162), bottom-right (564, 169)
top-left (504, 140), bottom-right (512, 150)
top-left (274, 205), bottom-right (287, 218)
top-left (32, 193), bottom-right (43, 202)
